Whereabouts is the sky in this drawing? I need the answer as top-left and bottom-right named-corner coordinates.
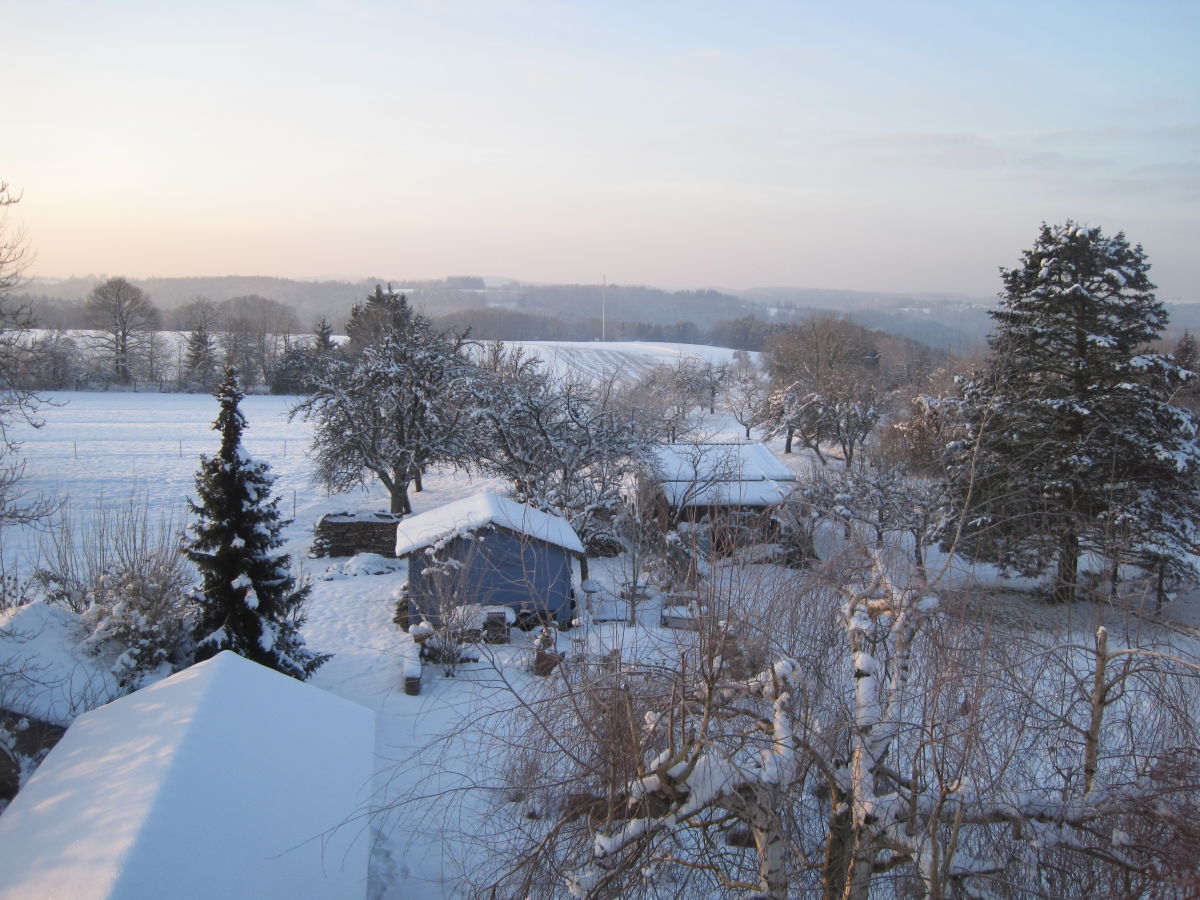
top-left (3, 0), bottom-right (1198, 300)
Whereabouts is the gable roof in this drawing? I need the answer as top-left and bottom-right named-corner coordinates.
top-left (395, 491), bottom-right (585, 558)
top-left (648, 441), bottom-right (796, 511)
top-left (0, 651), bottom-right (374, 900)
top-left (651, 442), bottom-right (796, 508)
top-left (652, 442), bottom-right (796, 484)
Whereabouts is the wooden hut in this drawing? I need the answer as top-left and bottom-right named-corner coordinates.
top-left (395, 492), bottom-right (585, 629)
top-left (646, 442), bottom-right (797, 552)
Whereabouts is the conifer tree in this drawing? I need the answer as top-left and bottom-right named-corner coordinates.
top-left (312, 316), bottom-right (336, 356)
top-left (944, 222), bottom-right (1200, 603)
top-left (185, 369), bottom-right (328, 678)
top-left (183, 320), bottom-right (218, 388)
top-left (1172, 329), bottom-right (1200, 412)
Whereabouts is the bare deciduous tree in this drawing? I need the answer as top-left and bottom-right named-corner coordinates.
top-left (294, 286), bottom-right (479, 514)
top-left (721, 351), bottom-right (770, 439)
top-left (84, 277), bottom-right (161, 385)
top-left (0, 182), bottom-right (50, 527)
top-left (393, 546), bottom-right (1200, 899)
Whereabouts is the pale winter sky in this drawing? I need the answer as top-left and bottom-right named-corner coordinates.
top-left (4, 1), bottom-right (1198, 299)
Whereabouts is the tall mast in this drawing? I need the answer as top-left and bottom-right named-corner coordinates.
top-left (601, 274), bottom-right (607, 342)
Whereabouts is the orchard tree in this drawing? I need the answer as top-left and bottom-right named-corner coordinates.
top-left (944, 222), bottom-right (1200, 603)
top-left (185, 369), bottom-right (327, 679)
top-left (721, 350), bottom-right (769, 439)
top-left (476, 351), bottom-right (651, 557)
top-left (85, 277), bottom-right (161, 385)
top-left (294, 286), bottom-right (480, 514)
top-left (763, 316), bottom-right (887, 463)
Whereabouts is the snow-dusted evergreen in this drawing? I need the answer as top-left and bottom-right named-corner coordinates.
top-left (943, 221), bottom-right (1200, 602)
top-left (185, 369), bottom-right (327, 679)
top-left (182, 320), bottom-right (218, 389)
top-left (294, 285), bottom-right (478, 515)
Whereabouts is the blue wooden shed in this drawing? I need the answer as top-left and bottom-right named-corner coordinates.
top-left (395, 492), bottom-right (585, 628)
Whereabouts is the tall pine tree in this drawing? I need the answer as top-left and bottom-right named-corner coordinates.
top-left (186, 369), bottom-right (328, 678)
top-left (943, 222), bottom-right (1200, 603)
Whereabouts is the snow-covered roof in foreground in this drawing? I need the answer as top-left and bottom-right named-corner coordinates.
top-left (0, 601), bottom-right (119, 726)
top-left (395, 491), bottom-right (585, 557)
top-left (0, 651), bottom-right (375, 900)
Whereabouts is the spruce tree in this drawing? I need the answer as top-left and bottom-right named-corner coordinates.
top-left (944, 222), bottom-right (1200, 603)
top-left (312, 317), bottom-right (336, 356)
top-left (183, 321), bottom-right (217, 388)
top-left (1173, 330), bottom-right (1200, 412)
top-left (186, 369), bottom-right (328, 678)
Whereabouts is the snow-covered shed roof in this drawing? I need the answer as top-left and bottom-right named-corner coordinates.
top-left (395, 491), bottom-right (585, 558)
top-left (651, 442), bottom-right (796, 508)
top-left (0, 600), bottom-right (119, 726)
top-left (0, 651), bottom-right (375, 900)
top-left (652, 442), bottom-right (796, 484)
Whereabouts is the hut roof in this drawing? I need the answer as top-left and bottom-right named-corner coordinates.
top-left (651, 442), bottom-right (796, 508)
top-left (395, 492), bottom-right (585, 558)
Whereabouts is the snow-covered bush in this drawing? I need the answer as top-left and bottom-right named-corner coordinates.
top-left (32, 494), bottom-right (194, 689)
top-left (80, 564), bottom-right (193, 688)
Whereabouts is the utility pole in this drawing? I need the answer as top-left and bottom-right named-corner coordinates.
top-left (601, 274), bottom-right (607, 342)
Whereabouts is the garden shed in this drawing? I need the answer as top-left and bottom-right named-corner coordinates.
top-left (0, 651), bottom-right (374, 900)
top-left (395, 492), bottom-right (585, 628)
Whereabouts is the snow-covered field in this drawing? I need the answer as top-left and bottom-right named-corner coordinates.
top-left (3, 369), bottom-right (1200, 897)
top-left (514, 340), bottom-right (746, 382)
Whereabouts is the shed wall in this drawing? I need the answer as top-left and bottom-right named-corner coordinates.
top-left (406, 527), bottom-right (576, 626)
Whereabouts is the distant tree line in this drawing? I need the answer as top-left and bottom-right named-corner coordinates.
top-left (12, 280), bottom-right (320, 392)
top-left (9, 279), bottom-right (898, 394)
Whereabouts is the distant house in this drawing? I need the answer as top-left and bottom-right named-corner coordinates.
top-left (0, 651), bottom-right (375, 900)
top-left (647, 441), bottom-right (797, 531)
top-left (395, 492), bottom-right (585, 629)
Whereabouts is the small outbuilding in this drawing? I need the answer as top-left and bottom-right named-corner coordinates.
top-left (0, 651), bottom-right (375, 900)
top-left (395, 492), bottom-right (585, 629)
top-left (643, 442), bottom-right (798, 554)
